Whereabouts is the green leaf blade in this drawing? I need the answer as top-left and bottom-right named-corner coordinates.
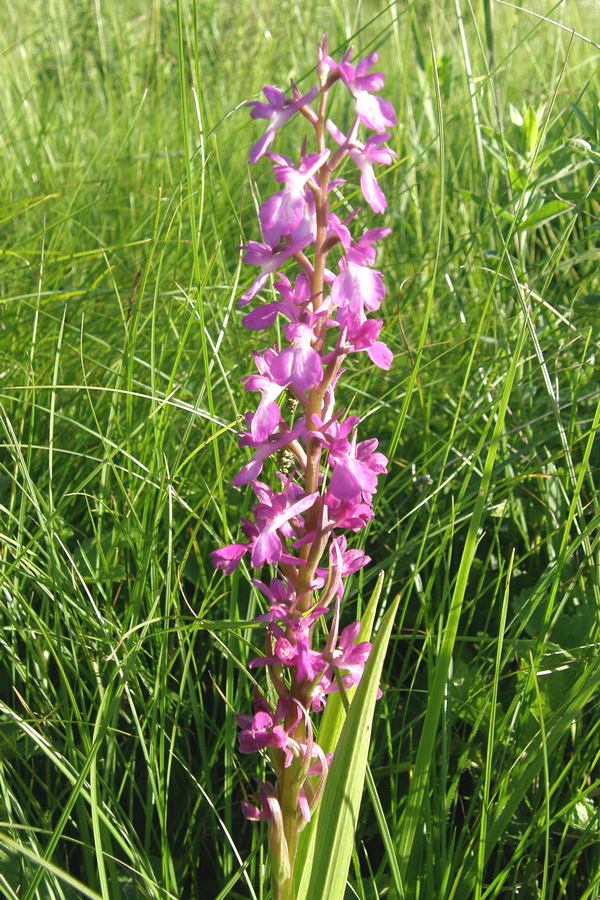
top-left (296, 596), bottom-right (400, 900)
top-left (293, 573), bottom-right (384, 894)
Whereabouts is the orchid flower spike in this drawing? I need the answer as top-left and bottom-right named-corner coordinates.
top-left (213, 34), bottom-right (396, 896)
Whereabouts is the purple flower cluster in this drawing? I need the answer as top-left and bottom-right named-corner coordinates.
top-left (211, 36), bottom-right (395, 886)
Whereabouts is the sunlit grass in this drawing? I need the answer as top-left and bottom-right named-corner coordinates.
top-left (0, 1), bottom-right (598, 896)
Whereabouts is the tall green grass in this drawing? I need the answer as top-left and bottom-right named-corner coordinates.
top-left (0, 1), bottom-right (598, 896)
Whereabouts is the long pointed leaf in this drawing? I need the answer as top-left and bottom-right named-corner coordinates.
top-left (297, 595), bottom-right (400, 900)
top-left (294, 573), bottom-right (384, 893)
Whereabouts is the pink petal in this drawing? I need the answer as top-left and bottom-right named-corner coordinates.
top-left (367, 340), bottom-right (393, 370)
top-left (210, 544), bottom-right (248, 574)
top-left (360, 166), bottom-right (387, 214)
top-left (242, 304), bottom-right (281, 330)
top-left (249, 128), bottom-right (276, 164)
top-left (330, 459), bottom-right (377, 500)
top-left (239, 272), bottom-right (269, 306)
top-left (355, 92), bottom-right (397, 133)
top-left (241, 801), bottom-right (265, 821)
top-left (232, 456), bottom-right (264, 487)
top-left (251, 400), bottom-right (281, 442)
top-left (271, 345), bottom-right (323, 392)
top-left (251, 527), bottom-right (282, 566)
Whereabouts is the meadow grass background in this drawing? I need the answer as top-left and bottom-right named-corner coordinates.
top-left (1, 0), bottom-right (599, 897)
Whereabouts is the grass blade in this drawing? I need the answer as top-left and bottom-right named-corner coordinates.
top-left (397, 317), bottom-right (528, 876)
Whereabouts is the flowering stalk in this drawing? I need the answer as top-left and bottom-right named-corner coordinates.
top-left (212, 36), bottom-right (396, 899)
